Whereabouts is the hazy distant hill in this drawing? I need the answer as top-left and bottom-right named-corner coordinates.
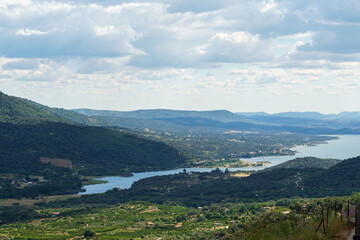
top-left (74, 108), bottom-right (360, 134)
top-left (74, 108), bottom-right (254, 123)
top-left (154, 117), bottom-right (358, 134)
top-left (238, 115), bottom-right (329, 128)
top-left (235, 112), bottom-right (270, 116)
top-left (273, 112), bottom-right (333, 120)
top-left (237, 111), bottom-right (360, 122)
top-left (92, 115), bottom-right (194, 132)
top-left (236, 111), bottom-right (360, 130)
top-left (44, 107), bottom-right (106, 126)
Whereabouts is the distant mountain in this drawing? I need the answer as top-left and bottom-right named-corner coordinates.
top-left (155, 117), bottom-right (359, 134)
top-left (237, 111), bottom-right (360, 122)
top-left (92, 115), bottom-right (194, 132)
top-left (235, 112), bottom-right (270, 116)
top-left (73, 108), bottom-right (255, 123)
top-left (237, 111), bottom-right (360, 129)
top-left (238, 115), bottom-right (328, 128)
top-left (44, 107), bottom-right (106, 126)
top-left (74, 108), bottom-right (360, 134)
top-left (273, 111), bottom-right (333, 120)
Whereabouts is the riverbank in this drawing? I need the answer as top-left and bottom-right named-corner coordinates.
top-left (81, 135), bottom-right (360, 195)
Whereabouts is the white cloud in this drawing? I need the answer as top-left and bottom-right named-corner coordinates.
top-left (201, 32), bottom-right (273, 63)
top-left (1, 0), bottom-right (360, 113)
top-left (15, 29), bottom-right (48, 36)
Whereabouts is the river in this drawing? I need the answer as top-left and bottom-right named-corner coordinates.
top-left (81, 135), bottom-right (360, 194)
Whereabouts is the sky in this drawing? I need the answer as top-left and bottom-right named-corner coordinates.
top-left (0, 0), bottom-right (360, 113)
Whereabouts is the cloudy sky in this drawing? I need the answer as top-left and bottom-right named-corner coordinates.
top-left (0, 0), bottom-right (360, 113)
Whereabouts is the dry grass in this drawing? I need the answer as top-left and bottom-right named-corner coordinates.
top-left (40, 157), bottom-right (73, 169)
top-left (0, 194), bottom-right (81, 206)
top-left (231, 173), bottom-right (251, 178)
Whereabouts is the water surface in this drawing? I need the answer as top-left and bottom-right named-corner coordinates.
top-left (81, 135), bottom-right (360, 194)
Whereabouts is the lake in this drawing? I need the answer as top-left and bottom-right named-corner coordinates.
top-left (81, 135), bottom-right (360, 194)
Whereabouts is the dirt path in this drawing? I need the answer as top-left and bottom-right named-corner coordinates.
top-left (346, 228), bottom-right (355, 240)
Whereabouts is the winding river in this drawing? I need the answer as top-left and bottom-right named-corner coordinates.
top-left (81, 135), bottom-right (360, 194)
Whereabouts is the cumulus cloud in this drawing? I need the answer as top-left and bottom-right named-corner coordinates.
top-left (201, 32), bottom-right (273, 62)
top-left (1, 0), bottom-right (360, 113)
top-left (0, 0), bottom-right (285, 67)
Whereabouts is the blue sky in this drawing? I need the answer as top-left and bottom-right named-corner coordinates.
top-left (0, 0), bottom-right (360, 113)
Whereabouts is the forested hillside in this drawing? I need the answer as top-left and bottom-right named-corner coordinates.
top-left (0, 91), bottom-right (186, 198)
top-left (263, 157), bottom-right (340, 171)
top-left (0, 91), bottom-right (68, 123)
top-left (0, 122), bottom-right (184, 176)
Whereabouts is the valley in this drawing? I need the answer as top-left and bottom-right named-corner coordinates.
top-left (1, 91), bottom-right (360, 239)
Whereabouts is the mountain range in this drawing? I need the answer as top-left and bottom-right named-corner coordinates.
top-left (73, 108), bottom-right (360, 134)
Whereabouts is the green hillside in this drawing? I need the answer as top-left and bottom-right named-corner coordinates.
top-left (0, 91), bottom-right (187, 198)
top-left (0, 91), bottom-right (185, 176)
top-left (305, 156), bottom-right (360, 194)
top-left (0, 121), bottom-right (184, 176)
top-left (0, 91), bottom-right (106, 126)
top-left (263, 157), bottom-right (341, 171)
top-left (45, 107), bottom-right (106, 126)
top-left (0, 92), bottom-right (68, 124)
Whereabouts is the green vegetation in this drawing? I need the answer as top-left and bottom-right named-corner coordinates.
top-left (0, 91), bottom-right (186, 198)
top-left (128, 129), bottom-right (334, 166)
top-left (0, 91), bottom-right (68, 124)
top-left (0, 121), bottom-right (185, 177)
top-left (263, 157), bottom-right (341, 171)
top-left (0, 196), bottom-right (355, 239)
top-left (1, 90), bottom-right (360, 239)
top-left (39, 156), bottom-right (360, 208)
top-left (0, 169), bottom-right (82, 199)
top-left (0, 206), bottom-right (42, 225)
top-left (0, 91), bottom-right (103, 126)
top-left (305, 156), bottom-right (360, 195)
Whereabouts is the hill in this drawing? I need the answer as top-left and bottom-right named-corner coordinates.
top-left (0, 121), bottom-right (184, 176)
top-left (75, 108), bottom-right (360, 134)
top-left (263, 157), bottom-right (341, 171)
top-left (0, 91), bottom-right (105, 126)
top-left (0, 91), bottom-right (186, 176)
top-left (73, 108), bottom-right (254, 123)
top-left (44, 107), bottom-right (106, 126)
top-left (305, 156), bottom-right (360, 194)
top-left (0, 91), bottom-right (69, 124)
top-left (273, 111), bottom-right (333, 120)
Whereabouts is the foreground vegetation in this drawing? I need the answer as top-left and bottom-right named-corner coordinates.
top-left (0, 194), bottom-right (357, 239)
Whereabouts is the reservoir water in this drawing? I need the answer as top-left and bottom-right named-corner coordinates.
top-left (81, 135), bottom-right (360, 194)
